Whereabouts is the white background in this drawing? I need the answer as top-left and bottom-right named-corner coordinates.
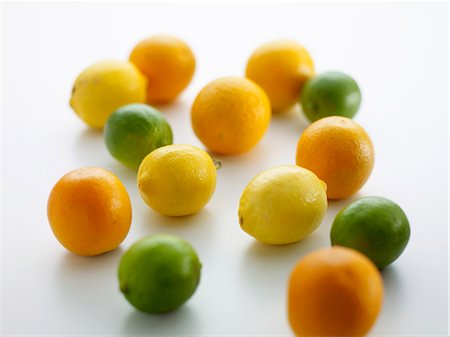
top-left (1, 1), bottom-right (448, 336)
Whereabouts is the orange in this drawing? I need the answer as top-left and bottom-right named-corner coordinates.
top-left (296, 116), bottom-right (374, 199)
top-left (246, 40), bottom-right (315, 112)
top-left (288, 246), bottom-right (383, 337)
top-left (191, 77), bottom-right (271, 155)
top-left (47, 167), bottom-right (132, 256)
top-left (129, 35), bottom-right (195, 104)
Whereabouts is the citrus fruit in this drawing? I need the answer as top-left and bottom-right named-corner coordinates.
top-left (137, 144), bottom-right (216, 216)
top-left (69, 60), bottom-right (146, 129)
top-left (47, 167), bottom-right (132, 256)
top-left (129, 35), bottom-right (195, 104)
top-left (300, 71), bottom-right (362, 122)
top-left (246, 40), bottom-right (315, 112)
top-left (288, 246), bottom-right (383, 337)
top-left (238, 165), bottom-right (327, 245)
top-left (191, 77), bottom-right (271, 155)
top-left (331, 196), bottom-right (410, 269)
top-left (296, 116), bottom-right (374, 200)
top-left (118, 234), bottom-right (201, 314)
top-left (104, 103), bottom-right (173, 169)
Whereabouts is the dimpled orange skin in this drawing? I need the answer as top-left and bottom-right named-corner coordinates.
top-left (246, 40), bottom-right (315, 112)
top-left (191, 77), bottom-right (271, 155)
top-left (288, 246), bottom-right (383, 337)
top-left (296, 116), bottom-right (374, 200)
top-left (129, 35), bottom-right (195, 104)
top-left (47, 167), bottom-right (132, 256)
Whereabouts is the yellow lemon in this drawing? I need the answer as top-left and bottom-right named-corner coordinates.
top-left (70, 60), bottom-right (147, 129)
top-left (137, 144), bottom-right (216, 217)
top-left (246, 40), bottom-right (315, 112)
top-left (239, 165), bottom-right (327, 245)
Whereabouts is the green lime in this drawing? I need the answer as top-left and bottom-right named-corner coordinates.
top-left (104, 103), bottom-right (173, 169)
top-left (300, 71), bottom-right (361, 122)
top-left (118, 234), bottom-right (201, 314)
top-left (330, 196), bottom-right (410, 269)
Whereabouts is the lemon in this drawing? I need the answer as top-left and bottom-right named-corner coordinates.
top-left (69, 60), bottom-right (147, 128)
top-left (118, 234), bottom-right (201, 314)
top-left (137, 144), bottom-right (216, 216)
top-left (238, 165), bottom-right (327, 245)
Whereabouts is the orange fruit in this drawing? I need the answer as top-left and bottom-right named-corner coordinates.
top-left (288, 246), bottom-right (383, 337)
top-left (296, 116), bottom-right (374, 199)
top-left (246, 40), bottom-right (315, 112)
top-left (47, 167), bottom-right (132, 256)
top-left (129, 35), bottom-right (195, 104)
top-left (191, 77), bottom-right (271, 155)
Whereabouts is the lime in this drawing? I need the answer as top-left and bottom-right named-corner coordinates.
top-left (238, 165), bottom-right (327, 245)
top-left (104, 103), bottom-right (173, 169)
top-left (118, 234), bottom-right (202, 314)
top-left (137, 144), bottom-right (216, 217)
top-left (70, 60), bottom-right (146, 128)
top-left (300, 71), bottom-right (361, 122)
top-left (330, 196), bottom-right (410, 269)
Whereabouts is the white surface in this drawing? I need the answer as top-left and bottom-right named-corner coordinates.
top-left (1, 1), bottom-right (449, 336)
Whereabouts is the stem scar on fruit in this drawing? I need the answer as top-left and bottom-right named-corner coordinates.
top-left (206, 152), bottom-right (222, 170)
top-left (239, 216), bottom-right (244, 226)
top-left (213, 159), bottom-right (222, 170)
